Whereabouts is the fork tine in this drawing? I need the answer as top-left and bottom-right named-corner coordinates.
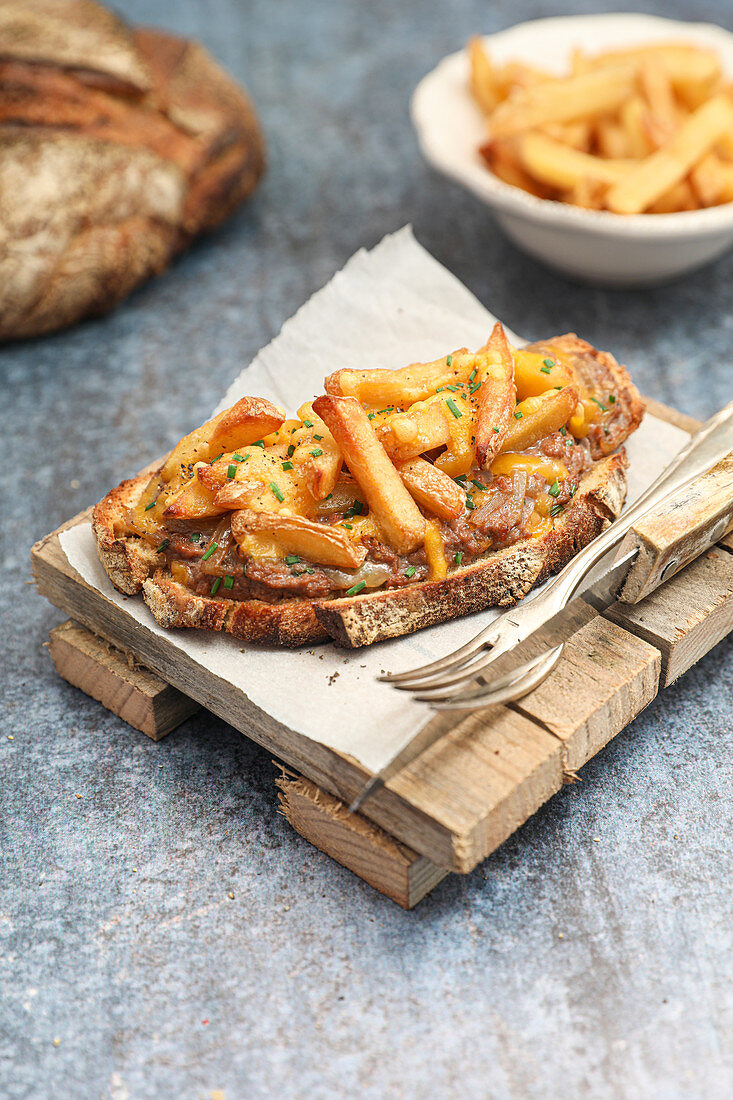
top-left (428, 645), bottom-right (563, 711)
top-left (377, 617), bottom-right (508, 686)
top-left (413, 641), bottom-right (554, 702)
top-left (395, 635), bottom-right (518, 697)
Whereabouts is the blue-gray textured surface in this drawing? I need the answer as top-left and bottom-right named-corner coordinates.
top-left (2, 1), bottom-right (732, 1097)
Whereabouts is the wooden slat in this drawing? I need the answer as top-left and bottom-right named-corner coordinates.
top-left (605, 547), bottom-right (733, 685)
top-left (275, 768), bottom-right (446, 908)
top-left (48, 619), bottom-right (199, 740)
top-left (511, 616), bottom-right (661, 773)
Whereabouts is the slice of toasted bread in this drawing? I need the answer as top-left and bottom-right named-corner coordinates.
top-left (92, 450), bottom-right (627, 648)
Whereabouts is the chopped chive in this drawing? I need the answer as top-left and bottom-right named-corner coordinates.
top-left (341, 522), bottom-right (353, 530)
top-left (405, 566), bottom-right (416, 578)
top-left (156, 538), bottom-right (169, 553)
top-left (548, 480), bottom-right (561, 498)
top-left (210, 452), bottom-right (224, 464)
top-left (465, 495), bottom-right (475, 511)
top-left (550, 503), bottom-right (565, 518)
top-left (368, 412), bottom-right (376, 420)
top-left (302, 419), bottom-right (313, 428)
top-left (454, 551), bottom-right (463, 565)
top-left (285, 554), bottom-right (300, 565)
top-left (252, 440), bottom-right (265, 448)
top-left (344, 500), bottom-right (364, 519)
top-left (210, 577), bottom-right (221, 596)
top-left (270, 482), bottom-right (284, 502)
top-left (436, 386), bottom-right (445, 393)
top-left (309, 449), bottom-right (324, 457)
top-left (305, 567), bottom-right (315, 575)
top-left (223, 575), bottom-right (234, 590)
top-left (570, 483), bottom-right (578, 497)
top-left (471, 479), bottom-right (484, 492)
top-left (468, 368), bottom-right (477, 382)
top-left (454, 474), bottom-right (468, 484)
top-left (559, 426), bottom-right (567, 436)
top-left (446, 384), bottom-right (460, 392)
top-left (232, 453), bottom-right (245, 462)
top-left (543, 358), bottom-right (555, 368)
top-left (591, 397), bottom-right (608, 412)
top-left (227, 463), bottom-right (237, 479)
top-left (345, 581), bottom-right (366, 596)
top-left (469, 382), bottom-right (482, 395)
top-left (190, 532), bottom-right (201, 543)
top-left (202, 542), bottom-right (218, 561)
top-left (144, 499), bottom-right (157, 511)
top-left (492, 426), bottom-right (500, 433)
top-left (446, 397), bottom-right (462, 419)
top-left (325, 493), bottom-right (333, 500)
top-left (314, 434), bottom-right (323, 441)
top-left (540, 365), bottom-right (552, 375)
top-left (608, 393), bottom-right (616, 404)
top-left (446, 355), bottom-right (453, 367)
top-left (287, 444), bottom-right (296, 458)
top-left (514, 410), bottom-right (523, 420)
top-left (282, 460), bottom-right (294, 470)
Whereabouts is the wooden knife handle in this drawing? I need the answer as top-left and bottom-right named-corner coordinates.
top-left (617, 451), bottom-right (733, 604)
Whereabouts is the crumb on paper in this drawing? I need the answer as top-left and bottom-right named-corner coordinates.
top-left (558, 932), bottom-right (564, 939)
top-left (327, 671), bottom-right (339, 686)
top-left (52, 1037), bottom-right (61, 1047)
top-left (227, 891), bottom-right (235, 900)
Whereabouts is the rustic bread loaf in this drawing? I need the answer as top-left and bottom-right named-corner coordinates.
top-left (0, 0), bottom-right (264, 339)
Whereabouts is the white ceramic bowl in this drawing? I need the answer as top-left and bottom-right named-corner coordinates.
top-left (411, 13), bottom-right (733, 287)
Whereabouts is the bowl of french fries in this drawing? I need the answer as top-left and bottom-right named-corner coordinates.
top-left (411, 13), bottom-right (733, 286)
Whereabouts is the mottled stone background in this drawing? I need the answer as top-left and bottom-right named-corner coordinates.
top-left (2, 1), bottom-right (731, 1097)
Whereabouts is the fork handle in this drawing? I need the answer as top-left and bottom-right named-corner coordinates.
top-left (617, 451), bottom-right (733, 602)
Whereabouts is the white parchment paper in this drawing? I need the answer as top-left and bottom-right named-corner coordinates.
top-left (60, 228), bottom-right (689, 772)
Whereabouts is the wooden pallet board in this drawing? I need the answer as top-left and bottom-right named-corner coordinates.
top-left (33, 401), bottom-right (733, 892)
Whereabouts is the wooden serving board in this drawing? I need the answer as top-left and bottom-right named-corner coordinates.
top-left (33, 401), bottom-right (733, 905)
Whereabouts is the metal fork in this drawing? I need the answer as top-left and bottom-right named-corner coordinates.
top-left (379, 400), bottom-right (733, 710)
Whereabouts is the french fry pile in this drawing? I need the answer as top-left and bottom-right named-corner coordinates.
top-left (469, 38), bottom-right (733, 213)
top-left (132, 325), bottom-right (612, 587)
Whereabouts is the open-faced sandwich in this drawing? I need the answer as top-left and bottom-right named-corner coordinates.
top-left (93, 325), bottom-right (644, 647)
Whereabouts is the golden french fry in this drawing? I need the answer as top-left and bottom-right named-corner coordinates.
top-left (590, 43), bottom-right (721, 90)
top-left (594, 118), bottom-right (633, 159)
top-left (468, 37), bottom-right (500, 114)
top-left (397, 457), bottom-right (465, 520)
top-left (230, 510), bottom-right (367, 570)
top-left (313, 395), bottom-right (425, 554)
top-left (564, 178), bottom-right (607, 210)
top-left (488, 66), bottom-right (636, 138)
top-left (500, 387), bottom-right (579, 452)
top-left (717, 161), bottom-right (733, 202)
top-left (162, 470), bottom-right (227, 520)
top-left (474, 322), bottom-right (516, 468)
top-left (480, 140), bottom-right (553, 198)
top-left (690, 151), bottom-right (727, 206)
top-left (647, 178), bottom-right (699, 213)
top-left (606, 94), bottom-right (733, 214)
top-left (161, 397), bottom-right (285, 484)
top-left (638, 59), bottom-right (679, 144)
top-left (542, 119), bottom-right (592, 152)
top-left (496, 60), bottom-right (553, 96)
top-left (619, 96), bottom-right (654, 158)
top-left (517, 132), bottom-right (632, 189)
top-left (325, 349), bottom-right (473, 406)
top-left (379, 389), bottom-right (468, 463)
top-left (214, 477), bottom-right (267, 511)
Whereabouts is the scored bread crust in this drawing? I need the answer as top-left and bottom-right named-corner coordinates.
top-left (92, 450), bottom-right (628, 649)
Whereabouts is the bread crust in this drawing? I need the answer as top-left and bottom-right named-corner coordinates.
top-left (92, 451), bottom-right (628, 648)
